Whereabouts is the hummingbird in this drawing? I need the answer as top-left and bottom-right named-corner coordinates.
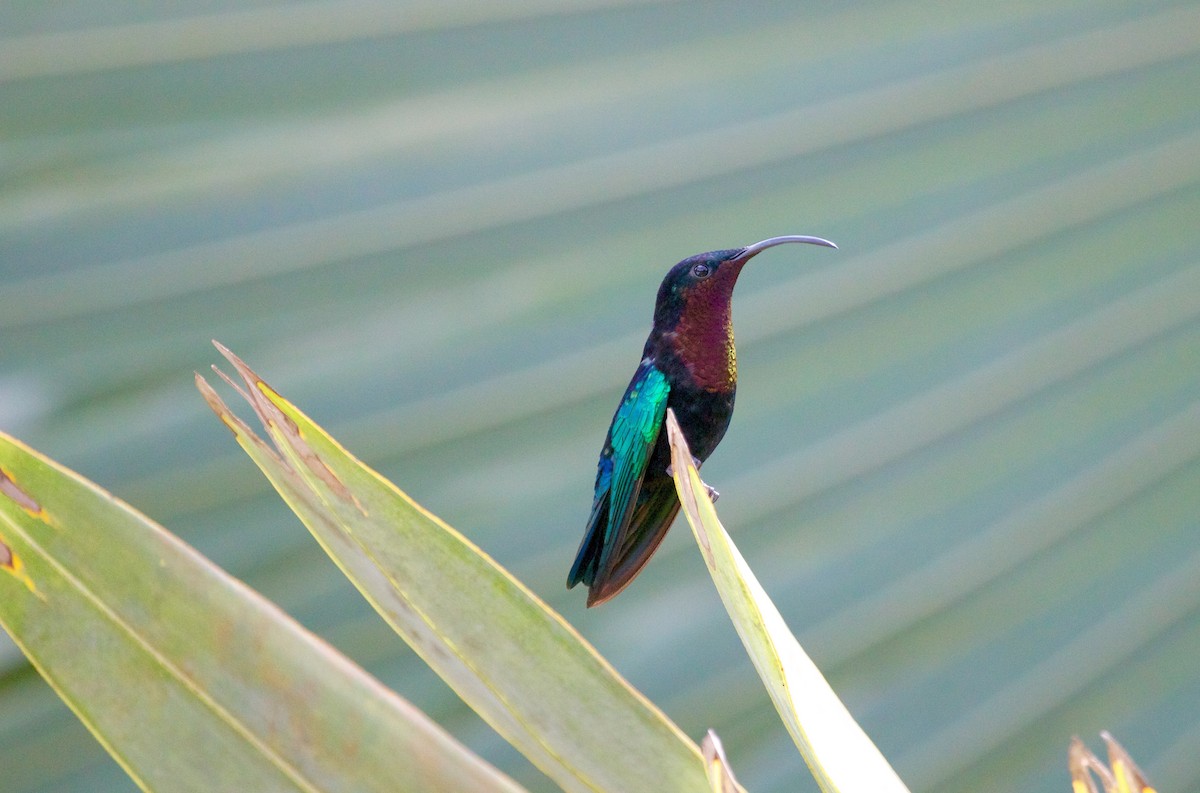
top-left (567, 235), bottom-right (837, 606)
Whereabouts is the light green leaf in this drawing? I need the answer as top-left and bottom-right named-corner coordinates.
top-left (665, 409), bottom-right (910, 793)
top-left (0, 433), bottom-right (526, 793)
top-left (200, 343), bottom-right (712, 793)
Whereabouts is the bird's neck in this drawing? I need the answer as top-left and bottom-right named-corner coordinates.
top-left (655, 300), bottom-right (737, 392)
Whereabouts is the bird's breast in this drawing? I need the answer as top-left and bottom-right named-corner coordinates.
top-left (668, 309), bottom-right (737, 392)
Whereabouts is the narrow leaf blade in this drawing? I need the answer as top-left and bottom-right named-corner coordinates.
top-left (665, 409), bottom-right (910, 793)
top-left (0, 430), bottom-right (525, 793)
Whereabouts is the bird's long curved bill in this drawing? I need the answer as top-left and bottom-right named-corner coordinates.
top-left (737, 234), bottom-right (838, 259)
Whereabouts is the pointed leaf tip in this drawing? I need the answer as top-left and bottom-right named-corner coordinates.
top-left (701, 730), bottom-right (742, 793)
top-left (1102, 732), bottom-right (1155, 793)
top-left (203, 348), bottom-right (365, 515)
top-left (1069, 733), bottom-right (1155, 793)
top-left (1069, 736), bottom-right (1107, 793)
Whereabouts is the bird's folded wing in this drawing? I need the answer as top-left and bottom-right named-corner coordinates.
top-left (596, 362), bottom-right (670, 576)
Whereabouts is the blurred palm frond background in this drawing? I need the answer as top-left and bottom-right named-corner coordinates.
top-left (2, 1), bottom-right (1199, 791)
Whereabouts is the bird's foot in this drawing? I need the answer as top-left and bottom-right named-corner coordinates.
top-left (665, 460), bottom-right (719, 502)
top-left (664, 456), bottom-right (702, 478)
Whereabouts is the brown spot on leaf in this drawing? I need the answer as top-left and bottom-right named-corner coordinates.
top-left (0, 466), bottom-right (44, 517)
top-left (251, 371), bottom-right (367, 516)
top-left (196, 372), bottom-right (292, 472)
top-left (195, 372), bottom-right (241, 436)
top-left (0, 470), bottom-right (43, 594)
top-left (0, 532), bottom-right (40, 596)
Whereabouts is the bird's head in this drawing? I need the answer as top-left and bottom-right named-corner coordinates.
top-left (653, 235), bottom-right (837, 329)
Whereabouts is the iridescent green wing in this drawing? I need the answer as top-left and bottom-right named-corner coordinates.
top-left (595, 361), bottom-right (670, 575)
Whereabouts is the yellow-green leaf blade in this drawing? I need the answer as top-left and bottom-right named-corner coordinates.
top-left (0, 430), bottom-right (525, 793)
top-left (665, 410), bottom-right (909, 793)
top-left (202, 347), bottom-right (711, 793)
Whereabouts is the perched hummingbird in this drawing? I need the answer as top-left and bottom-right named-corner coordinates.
top-left (568, 235), bottom-right (837, 606)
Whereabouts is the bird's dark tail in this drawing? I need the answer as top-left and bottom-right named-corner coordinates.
top-left (579, 477), bottom-right (681, 607)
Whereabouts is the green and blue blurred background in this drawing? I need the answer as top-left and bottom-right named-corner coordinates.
top-left (3, 1), bottom-right (1200, 791)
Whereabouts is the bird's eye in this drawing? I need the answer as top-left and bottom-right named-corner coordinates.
top-left (691, 263), bottom-right (711, 279)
